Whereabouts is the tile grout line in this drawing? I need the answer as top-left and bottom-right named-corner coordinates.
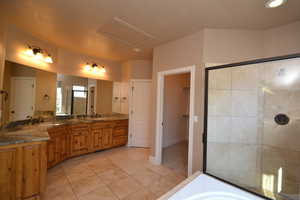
top-left (61, 164), bottom-right (81, 200)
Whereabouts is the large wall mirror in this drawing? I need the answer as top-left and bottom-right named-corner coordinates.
top-left (56, 74), bottom-right (113, 116)
top-left (1, 60), bottom-right (116, 124)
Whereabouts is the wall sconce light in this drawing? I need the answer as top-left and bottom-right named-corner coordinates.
top-left (84, 63), bottom-right (106, 74)
top-left (24, 46), bottom-right (54, 63)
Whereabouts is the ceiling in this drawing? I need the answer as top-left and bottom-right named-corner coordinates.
top-left (1, 0), bottom-right (300, 62)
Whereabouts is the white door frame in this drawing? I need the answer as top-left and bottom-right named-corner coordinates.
top-left (128, 79), bottom-right (152, 147)
top-left (10, 77), bottom-right (36, 121)
top-left (154, 65), bottom-right (196, 176)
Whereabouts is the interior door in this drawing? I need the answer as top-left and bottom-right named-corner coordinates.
top-left (129, 80), bottom-right (152, 147)
top-left (10, 77), bottom-right (35, 121)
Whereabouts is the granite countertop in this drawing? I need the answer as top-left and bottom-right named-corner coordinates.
top-left (0, 115), bottom-right (128, 147)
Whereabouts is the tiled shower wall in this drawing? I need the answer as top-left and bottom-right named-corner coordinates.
top-left (262, 58), bottom-right (300, 197)
top-left (206, 64), bottom-right (263, 188)
top-left (206, 57), bottom-right (300, 198)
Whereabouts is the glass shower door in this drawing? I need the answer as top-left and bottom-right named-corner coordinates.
top-left (204, 55), bottom-right (300, 200)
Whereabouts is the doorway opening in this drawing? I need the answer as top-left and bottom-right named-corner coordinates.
top-left (154, 66), bottom-right (196, 177)
top-left (162, 73), bottom-right (190, 176)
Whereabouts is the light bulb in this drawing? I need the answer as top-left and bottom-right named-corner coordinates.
top-left (44, 55), bottom-right (53, 63)
top-left (100, 67), bottom-right (106, 73)
top-left (93, 66), bottom-right (99, 73)
top-left (25, 48), bottom-right (34, 56)
top-left (265, 0), bottom-right (287, 8)
top-left (84, 64), bottom-right (92, 71)
top-left (35, 52), bottom-right (44, 60)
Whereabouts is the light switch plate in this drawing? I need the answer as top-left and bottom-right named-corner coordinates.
top-left (194, 116), bottom-right (198, 122)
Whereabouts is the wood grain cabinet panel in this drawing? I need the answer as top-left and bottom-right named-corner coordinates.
top-left (56, 134), bottom-right (69, 162)
top-left (101, 128), bottom-right (113, 149)
top-left (0, 147), bottom-right (21, 200)
top-left (22, 144), bottom-right (40, 198)
top-left (47, 126), bottom-right (70, 168)
top-left (92, 129), bottom-right (102, 151)
top-left (46, 138), bottom-right (56, 168)
top-left (70, 125), bottom-right (90, 156)
top-left (113, 127), bottom-right (128, 137)
top-left (0, 142), bottom-right (46, 200)
top-left (112, 136), bottom-right (128, 147)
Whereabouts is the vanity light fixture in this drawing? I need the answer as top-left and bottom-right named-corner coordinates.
top-left (24, 45), bottom-right (54, 63)
top-left (265, 0), bottom-right (287, 8)
top-left (84, 63), bottom-right (106, 74)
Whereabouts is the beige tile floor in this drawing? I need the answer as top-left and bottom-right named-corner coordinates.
top-left (162, 141), bottom-right (188, 177)
top-left (44, 147), bottom-right (186, 200)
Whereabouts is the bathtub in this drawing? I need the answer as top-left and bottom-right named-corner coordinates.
top-left (159, 173), bottom-right (265, 200)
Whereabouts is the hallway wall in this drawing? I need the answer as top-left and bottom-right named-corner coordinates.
top-left (163, 73), bottom-right (190, 148)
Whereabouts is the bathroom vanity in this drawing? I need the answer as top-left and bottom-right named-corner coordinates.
top-left (0, 116), bottom-right (128, 200)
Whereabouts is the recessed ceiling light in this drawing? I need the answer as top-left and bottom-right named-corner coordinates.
top-left (133, 48), bottom-right (141, 52)
top-left (265, 0), bottom-right (287, 8)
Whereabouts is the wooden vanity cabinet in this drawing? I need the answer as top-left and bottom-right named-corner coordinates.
top-left (101, 127), bottom-right (113, 149)
top-left (47, 125), bottom-right (69, 168)
top-left (47, 120), bottom-right (128, 168)
top-left (91, 122), bottom-right (114, 151)
top-left (0, 142), bottom-right (47, 200)
top-left (70, 123), bottom-right (90, 157)
top-left (112, 120), bottom-right (128, 147)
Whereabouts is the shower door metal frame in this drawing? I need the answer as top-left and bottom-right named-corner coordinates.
top-left (203, 53), bottom-right (300, 200)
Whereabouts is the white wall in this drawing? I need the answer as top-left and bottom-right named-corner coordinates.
top-left (263, 21), bottom-right (300, 57)
top-left (163, 73), bottom-right (190, 148)
top-left (152, 30), bottom-right (204, 173)
top-left (203, 29), bottom-right (264, 64)
top-left (121, 59), bottom-right (152, 81)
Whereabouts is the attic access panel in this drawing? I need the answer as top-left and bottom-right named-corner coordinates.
top-left (203, 53), bottom-right (300, 200)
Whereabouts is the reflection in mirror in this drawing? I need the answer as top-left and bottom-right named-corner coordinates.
top-left (56, 74), bottom-right (113, 116)
top-left (1, 60), bottom-right (118, 127)
top-left (2, 60), bottom-right (57, 124)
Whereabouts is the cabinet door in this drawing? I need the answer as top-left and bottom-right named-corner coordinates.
top-left (71, 131), bottom-right (90, 156)
top-left (92, 129), bottom-right (102, 151)
top-left (56, 134), bottom-right (69, 162)
top-left (0, 147), bottom-right (21, 200)
top-left (120, 82), bottom-right (129, 114)
top-left (101, 128), bottom-right (113, 149)
top-left (112, 82), bottom-right (121, 113)
top-left (47, 139), bottom-right (56, 168)
top-left (22, 144), bottom-right (41, 198)
top-left (112, 136), bottom-right (128, 147)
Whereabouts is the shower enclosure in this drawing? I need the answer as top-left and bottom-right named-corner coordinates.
top-left (203, 54), bottom-right (300, 200)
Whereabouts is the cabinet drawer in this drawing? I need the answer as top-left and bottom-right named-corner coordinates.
top-left (113, 136), bottom-right (127, 147)
top-left (70, 124), bottom-right (89, 129)
top-left (91, 122), bottom-right (114, 130)
top-left (48, 126), bottom-right (67, 137)
top-left (115, 120), bottom-right (128, 126)
top-left (113, 127), bottom-right (128, 137)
